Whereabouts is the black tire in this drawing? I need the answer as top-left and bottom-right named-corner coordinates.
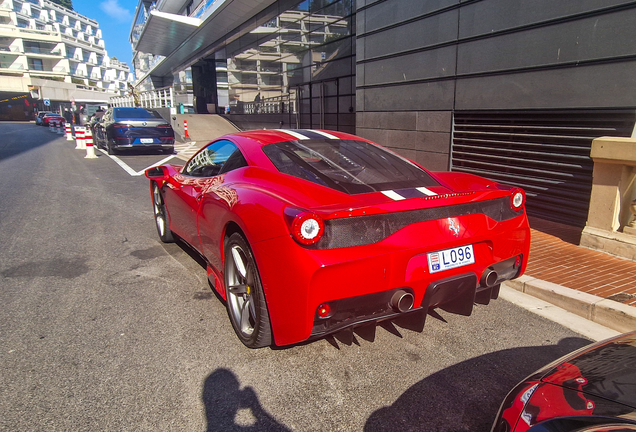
top-left (106, 139), bottom-right (117, 155)
top-left (152, 183), bottom-right (174, 243)
top-left (224, 233), bottom-right (272, 348)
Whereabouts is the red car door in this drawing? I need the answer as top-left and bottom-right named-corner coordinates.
top-left (163, 174), bottom-right (206, 249)
top-left (178, 140), bottom-right (248, 267)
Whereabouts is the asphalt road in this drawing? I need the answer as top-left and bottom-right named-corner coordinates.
top-left (0, 122), bottom-right (593, 431)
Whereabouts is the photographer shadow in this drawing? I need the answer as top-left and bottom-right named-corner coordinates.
top-left (202, 369), bottom-right (291, 432)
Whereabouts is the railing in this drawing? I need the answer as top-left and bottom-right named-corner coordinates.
top-left (24, 46), bottom-right (61, 55)
top-left (0, 62), bottom-right (24, 69)
top-left (242, 94), bottom-right (296, 115)
top-left (0, 26), bottom-right (61, 37)
top-left (110, 86), bottom-right (174, 109)
top-left (42, 0), bottom-right (98, 26)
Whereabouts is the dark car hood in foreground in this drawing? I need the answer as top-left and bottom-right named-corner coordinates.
top-left (541, 331), bottom-right (636, 409)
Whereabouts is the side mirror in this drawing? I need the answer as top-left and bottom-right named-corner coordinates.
top-left (145, 166), bottom-right (170, 182)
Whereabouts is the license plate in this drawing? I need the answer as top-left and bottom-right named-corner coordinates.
top-left (427, 245), bottom-right (475, 273)
top-left (140, 138), bottom-right (154, 144)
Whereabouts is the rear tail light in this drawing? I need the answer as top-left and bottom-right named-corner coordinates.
top-left (316, 303), bottom-right (332, 319)
top-left (289, 210), bottom-right (324, 245)
top-left (157, 124), bottom-right (171, 128)
top-left (510, 188), bottom-right (525, 210)
top-left (113, 122), bottom-right (131, 128)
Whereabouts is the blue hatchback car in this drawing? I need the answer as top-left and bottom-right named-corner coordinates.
top-left (94, 107), bottom-right (175, 155)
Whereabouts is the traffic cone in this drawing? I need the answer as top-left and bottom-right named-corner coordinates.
top-left (184, 120), bottom-right (190, 139)
top-left (84, 128), bottom-right (97, 159)
top-left (75, 127), bottom-right (85, 150)
top-left (66, 123), bottom-right (73, 141)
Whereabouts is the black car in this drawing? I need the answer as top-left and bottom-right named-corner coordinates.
top-left (492, 331), bottom-right (636, 432)
top-left (94, 107), bottom-right (175, 155)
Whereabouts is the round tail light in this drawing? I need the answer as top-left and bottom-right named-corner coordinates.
top-left (511, 188), bottom-right (525, 210)
top-left (291, 211), bottom-right (324, 245)
top-left (316, 303), bottom-right (332, 319)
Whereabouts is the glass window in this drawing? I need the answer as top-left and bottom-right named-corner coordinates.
top-left (262, 139), bottom-right (439, 194)
top-left (112, 107), bottom-right (163, 119)
top-left (183, 140), bottom-right (247, 177)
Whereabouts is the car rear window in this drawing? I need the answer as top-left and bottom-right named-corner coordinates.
top-left (262, 139), bottom-right (440, 194)
top-left (113, 108), bottom-right (162, 119)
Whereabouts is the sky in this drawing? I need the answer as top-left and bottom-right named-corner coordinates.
top-left (72, 0), bottom-right (139, 69)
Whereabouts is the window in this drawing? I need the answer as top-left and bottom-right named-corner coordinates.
top-left (183, 140), bottom-right (247, 177)
top-left (263, 139), bottom-right (440, 194)
top-left (112, 107), bottom-right (162, 119)
top-left (28, 58), bottom-right (44, 71)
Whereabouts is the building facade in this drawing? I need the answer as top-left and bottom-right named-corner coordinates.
top-left (129, 0), bottom-right (636, 226)
top-left (0, 0), bottom-right (134, 119)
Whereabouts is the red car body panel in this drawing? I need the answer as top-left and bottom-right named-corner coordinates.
top-left (492, 331), bottom-right (636, 432)
top-left (147, 129), bottom-right (531, 346)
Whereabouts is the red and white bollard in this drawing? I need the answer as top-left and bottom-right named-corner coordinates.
top-left (57, 121), bottom-right (64, 135)
top-left (84, 128), bottom-right (97, 159)
top-left (74, 127), bottom-right (86, 150)
top-left (66, 123), bottom-right (73, 141)
top-left (184, 120), bottom-right (190, 139)
top-left (48, 120), bottom-right (55, 132)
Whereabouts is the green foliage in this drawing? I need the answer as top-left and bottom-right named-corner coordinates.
top-left (50, 0), bottom-right (73, 10)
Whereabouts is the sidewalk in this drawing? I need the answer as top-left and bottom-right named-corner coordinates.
top-left (505, 216), bottom-right (636, 333)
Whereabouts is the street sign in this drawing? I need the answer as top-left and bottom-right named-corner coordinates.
top-left (43, 98), bottom-right (50, 106)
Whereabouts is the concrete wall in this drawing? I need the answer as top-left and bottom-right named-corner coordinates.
top-left (355, 0), bottom-right (636, 171)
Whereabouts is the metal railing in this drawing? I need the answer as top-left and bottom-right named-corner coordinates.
top-left (110, 86), bottom-right (174, 109)
top-left (242, 94), bottom-right (296, 115)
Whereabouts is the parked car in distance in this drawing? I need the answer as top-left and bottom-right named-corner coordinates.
top-left (93, 107), bottom-right (175, 155)
top-left (36, 111), bottom-right (52, 125)
top-left (41, 113), bottom-right (63, 126)
top-left (492, 331), bottom-right (636, 432)
top-left (146, 129), bottom-right (531, 348)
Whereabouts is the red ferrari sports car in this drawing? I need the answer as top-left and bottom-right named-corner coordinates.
top-left (491, 331), bottom-right (636, 432)
top-left (145, 129), bottom-right (530, 348)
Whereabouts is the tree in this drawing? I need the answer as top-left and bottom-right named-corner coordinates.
top-left (50, 0), bottom-right (73, 10)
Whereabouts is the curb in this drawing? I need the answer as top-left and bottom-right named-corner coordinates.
top-left (504, 275), bottom-right (636, 333)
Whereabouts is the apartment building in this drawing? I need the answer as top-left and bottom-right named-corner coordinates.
top-left (0, 0), bottom-right (134, 119)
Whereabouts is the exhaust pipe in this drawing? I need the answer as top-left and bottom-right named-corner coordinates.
top-left (481, 269), bottom-right (498, 288)
top-left (391, 290), bottom-right (414, 313)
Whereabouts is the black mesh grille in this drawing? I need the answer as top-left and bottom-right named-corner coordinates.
top-left (314, 196), bottom-right (522, 249)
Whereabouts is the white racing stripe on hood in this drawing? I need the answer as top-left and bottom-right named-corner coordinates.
top-left (274, 129), bottom-right (310, 140)
top-left (416, 187), bottom-right (437, 196)
top-left (381, 190), bottom-right (405, 201)
top-left (308, 129), bottom-right (340, 139)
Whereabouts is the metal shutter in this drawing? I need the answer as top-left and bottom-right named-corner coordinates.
top-left (451, 110), bottom-right (635, 227)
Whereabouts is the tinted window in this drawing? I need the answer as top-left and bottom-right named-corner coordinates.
top-left (262, 139), bottom-right (440, 194)
top-left (183, 140), bottom-right (247, 177)
top-left (112, 108), bottom-right (162, 119)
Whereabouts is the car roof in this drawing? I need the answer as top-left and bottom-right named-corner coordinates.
top-left (225, 129), bottom-right (366, 148)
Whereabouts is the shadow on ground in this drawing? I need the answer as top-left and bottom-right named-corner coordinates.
top-left (202, 369), bottom-right (291, 432)
top-left (200, 338), bottom-right (592, 431)
top-left (364, 337), bottom-right (591, 431)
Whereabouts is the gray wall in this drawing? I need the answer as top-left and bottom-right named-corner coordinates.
top-left (355, 0), bottom-right (636, 171)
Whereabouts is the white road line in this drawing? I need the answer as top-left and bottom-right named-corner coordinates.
top-left (97, 148), bottom-right (177, 177)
